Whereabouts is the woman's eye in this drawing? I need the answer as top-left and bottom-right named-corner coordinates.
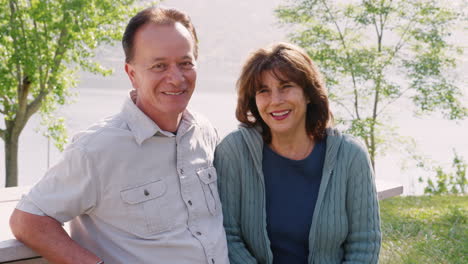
top-left (256, 89), bottom-right (268, 94)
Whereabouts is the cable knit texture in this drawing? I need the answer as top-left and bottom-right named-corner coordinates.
top-left (214, 126), bottom-right (381, 264)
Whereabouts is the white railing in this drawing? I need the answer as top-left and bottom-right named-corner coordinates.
top-left (0, 186), bottom-right (50, 263)
top-left (0, 182), bottom-right (402, 263)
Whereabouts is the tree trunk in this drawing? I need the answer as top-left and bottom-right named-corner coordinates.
top-left (369, 125), bottom-right (376, 172)
top-left (370, 146), bottom-right (376, 172)
top-left (5, 132), bottom-right (19, 187)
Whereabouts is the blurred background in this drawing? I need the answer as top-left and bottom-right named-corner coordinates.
top-left (0, 0), bottom-right (466, 195)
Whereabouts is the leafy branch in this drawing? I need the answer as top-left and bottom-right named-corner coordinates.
top-left (276, 0), bottom-right (467, 168)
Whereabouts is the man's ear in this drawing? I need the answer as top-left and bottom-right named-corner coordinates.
top-left (125, 63), bottom-right (138, 89)
top-left (130, 89), bottom-right (137, 103)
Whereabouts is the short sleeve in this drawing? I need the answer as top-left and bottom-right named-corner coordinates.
top-left (19, 145), bottom-right (99, 223)
top-left (16, 195), bottom-right (46, 216)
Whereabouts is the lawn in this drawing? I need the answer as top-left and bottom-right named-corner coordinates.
top-left (379, 195), bottom-right (467, 264)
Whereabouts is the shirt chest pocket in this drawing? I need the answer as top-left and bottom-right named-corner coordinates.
top-left (120, 180), bottom-right (173, 237)
top-left (196, 166), bottom-right (221, 216)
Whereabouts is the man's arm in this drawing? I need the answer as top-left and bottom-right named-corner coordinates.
top-left (10, 209), bottom-right (102, 264)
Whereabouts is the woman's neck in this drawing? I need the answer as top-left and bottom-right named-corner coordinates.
top-left (269, 131), bottom-right (315, 161)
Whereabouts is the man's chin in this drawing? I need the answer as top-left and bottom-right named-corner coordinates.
top-left (165, 103), bottom-right (190, 116)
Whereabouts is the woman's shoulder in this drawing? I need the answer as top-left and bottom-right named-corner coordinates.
top-left (216, 126), bottom-right (262, 159)
top-left (216, 128), bottom-right (246, 156)
top-left (219, 126), bottom-right (260, 146)
top-left (327, 128), bottom-right (369, 158)
top-left (219, 129), bottom-right (244, 146)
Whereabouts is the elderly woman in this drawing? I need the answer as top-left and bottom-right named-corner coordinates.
top-left (214, 42), bottom-right (381, 264)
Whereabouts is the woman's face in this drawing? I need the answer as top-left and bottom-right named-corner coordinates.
top-left (255, 70), bottom-right (309, 139)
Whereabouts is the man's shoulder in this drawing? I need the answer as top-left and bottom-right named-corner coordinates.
top-left (68, 113), bottom-right (129, 150)
top-left (187, 110), bottom-right (218, 139)
top-left (189, 110), bottom-right (215, 130)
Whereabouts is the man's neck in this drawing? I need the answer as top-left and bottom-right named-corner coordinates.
top-left (156, 114), bottom-right (183, 133)
top-left (134, 100), bottom-right (183, 133)
top-left (147, 111), bottom-right (183, 133)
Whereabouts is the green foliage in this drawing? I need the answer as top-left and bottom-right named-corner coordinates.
top-left (276, 0), bottom-right (467, 166)
top-left (419, 150), bottom-right (467, 195)
top-left (380, 195), bottom-right (468, 263)
top-left (0, 0), bottom-right (144, 186)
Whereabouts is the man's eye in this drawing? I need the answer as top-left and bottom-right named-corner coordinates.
top-left (180, 61), bottom-right (194, 69)
top-left (151, 63), bottom-right (167, 71)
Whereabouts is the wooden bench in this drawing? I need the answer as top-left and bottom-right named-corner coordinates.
top-left (0, 182), bottom-right (403, 263)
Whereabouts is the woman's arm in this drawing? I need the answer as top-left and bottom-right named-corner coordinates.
top-left (343, 142), bottom-right (381, 264)
top-left (215, 139), bottom-right (258, 264)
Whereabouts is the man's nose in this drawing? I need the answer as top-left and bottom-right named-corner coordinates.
top-left (166, 65), bottom-right (185, 86)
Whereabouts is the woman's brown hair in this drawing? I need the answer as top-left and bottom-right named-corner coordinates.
top-left (236, 42), bottom-right (333, 143)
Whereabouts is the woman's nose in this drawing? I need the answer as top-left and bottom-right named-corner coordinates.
top-left (271, 90), bottom-right (284, 104)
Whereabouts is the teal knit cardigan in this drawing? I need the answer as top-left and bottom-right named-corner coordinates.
top-left (214, 126), bottom-right (381, 264)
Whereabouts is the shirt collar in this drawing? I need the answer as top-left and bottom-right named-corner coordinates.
top-left (177, 108), bottom-right (197, 137)
top-left (120, 95), bottom-right (198, 145)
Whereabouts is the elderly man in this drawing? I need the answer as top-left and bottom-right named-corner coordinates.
top-left (10, 6), bottom-right (229, 264)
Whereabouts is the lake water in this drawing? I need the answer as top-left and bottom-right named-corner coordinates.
top-left (1, 87), bottom-right (467, 195)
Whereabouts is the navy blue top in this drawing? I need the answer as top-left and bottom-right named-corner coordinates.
top-left (262, 139), bottom-right (326, 264)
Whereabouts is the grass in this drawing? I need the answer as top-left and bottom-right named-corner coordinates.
top-left (379, 195), bottom-right (467, 264)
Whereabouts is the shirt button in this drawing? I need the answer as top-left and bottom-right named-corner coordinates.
top-left (211, 258), bottom-right (215, 264)
top-left (208, 173), bottom-right (212, 179)
top-left (144, 189), bottom-right (149, 196)
top-left (188, 200), bottom-right (192, 206)
top-left (180, 168), bottom-right (184, 174)
top-left (196, 231), bottom-right (202, 236)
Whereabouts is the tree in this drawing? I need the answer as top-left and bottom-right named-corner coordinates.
top-left (418, 149), bottom-right (467, 195)
top-left (0, 0), bottom-right (140, 187)
top-left (276, 0), bottom-right (467, 169)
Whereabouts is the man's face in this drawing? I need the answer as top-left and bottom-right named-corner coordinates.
top-left (125, 22), bottom-right (197, 128)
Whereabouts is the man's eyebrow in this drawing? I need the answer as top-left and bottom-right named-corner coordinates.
top-left (150, 57), bottom-right (166, 63)
top-left (149, 55), bottom-right (194, 62)
top-left (181, 55), bottom-right (194, 60)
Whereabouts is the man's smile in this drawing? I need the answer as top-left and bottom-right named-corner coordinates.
top-left (163, 91), bottom-right (185, 95)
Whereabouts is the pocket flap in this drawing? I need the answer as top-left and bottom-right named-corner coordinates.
top-left (121, 180), bottom-right (166, 204)
top-left (197, 166), bottom-right (217, 184)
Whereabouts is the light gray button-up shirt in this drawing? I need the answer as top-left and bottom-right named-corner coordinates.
top-left (16, 97), bottom-right (229, 264)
